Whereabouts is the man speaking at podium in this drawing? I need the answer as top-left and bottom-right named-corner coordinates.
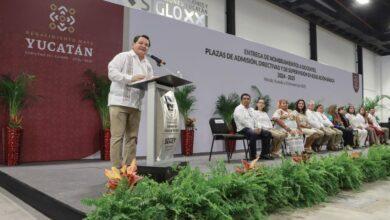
top-left (107, 35), bottom-right (154, 168)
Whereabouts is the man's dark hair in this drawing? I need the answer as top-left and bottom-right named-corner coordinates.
top-left (240, 93), bottom-right (251, 100)
top-left (295, 99), bottom-right (307, 114)
top-left (133, 35), bottom-right (151, 47)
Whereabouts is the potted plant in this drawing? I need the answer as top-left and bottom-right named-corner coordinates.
top-left (0, 73), bottom-right (36, 166)
top-left (288, 101), bottom-right (296, 110)
top-left (214, 93), bottom-right (240, 153)
top-left (82, 69), bottom-right (110, 160)
top-left (363, 95), bottom-right (390, 113)
top-left (174, 85), bottom-right (197, 156)
top-left (251, 85), bottom-right (271, 112)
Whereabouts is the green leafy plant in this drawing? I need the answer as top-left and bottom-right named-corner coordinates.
top-left (0, 73), bottom-right (36, 128)
top-left (280, 159), bottom-right (327, 207)
top-left (174, 85), bottom-right (197, 129)
top-left (253, 166), bottom-right (291, 213)
top-left (84, 145), bottom-right (390, 219)
top-left (332, 152), bottom-right (363, 190)
top-left (311, 99), bottom-right (324, 110)
top-left (305, 156), bottom-right (340, 196)
top-left (288, 101), bottom-right (296, 110)
top-left (251, 85), bottom-right (271, 112)
top-left (353, 148), bottom-right (388, 182)
top-left (214, 93), bottom-right (240, 131)
top-left (82, 69), bottom-right (110, 129)
top-left (363, 95), bottom-right (390, 111)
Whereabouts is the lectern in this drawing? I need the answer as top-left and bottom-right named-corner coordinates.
top-left (129, 74), bottom-right (191, 166)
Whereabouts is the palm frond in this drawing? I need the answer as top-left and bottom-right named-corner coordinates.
top-left (363, 95), bottom-right (390, 111)
top-left (214, 93), bottom-right (240, 131)
top-left (174, 85), bottom-right (197, 128)
top-left (0, 73), bottom-right (36, 128)
top-left (250, 85), bottom-right (271, 112)
top-left (82, 69), bottom-right (111, 129)
top-left (288, 101), bottom-right (296, 110)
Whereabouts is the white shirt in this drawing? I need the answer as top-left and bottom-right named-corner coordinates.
top-left (306, 109), bottom-right (324, 129)
top-left (356, 114), bottom-right (368, 128)
top-left (315, 112), bottom-right (333, 127)
top-left (254, 110), bottom-right (273, 130)
top-left (368, 113), bottom-right (381, 129)
top-left (107, 50), bottom-right (154, 109)
top-left (233, 104), bottom-right (256, 132)
top-left (346, 113), bottom-right (367, 129)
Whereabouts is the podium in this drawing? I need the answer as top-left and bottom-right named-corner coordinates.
top-left (129, 74), bottom-right (191, 167)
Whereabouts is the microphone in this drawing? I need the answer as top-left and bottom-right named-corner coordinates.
top-left (147, 54), bottom-right (166, 66)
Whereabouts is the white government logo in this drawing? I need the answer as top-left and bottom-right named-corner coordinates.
top-left (49, 4), bottom-right (76, 33)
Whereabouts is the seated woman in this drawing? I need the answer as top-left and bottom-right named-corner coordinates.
top-left (272, 99), bottom-right (304, 155)
top-left (358, 107), bottom-right (380, 145)
top-left (368, 109), bottom-right (387, 144)
top-left (254, 98), bottom-right (288, 158)
top-left (328, 105), bottom-right (354, 148)
top-left (345, 105), bottom-right (368, 148)
top-left (292, 99), bottom-right (322, 153)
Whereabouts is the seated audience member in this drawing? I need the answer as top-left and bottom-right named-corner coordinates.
top-left (315, 104), bottom-right (343, 150)
top-left (234, 93), bottom-right (273, 160)
top-left (329, 105), bottom-right (355, 148)
top-left (368, 108), bottom-right (389, 144)
top-left (358, 107), bottom-right (380, 145)
top-left (254, 98), bottom-right (287, 158)
top-left (345, 105), bottom-right (368, 147)
top-left (272, 99), bottom-right (304, 155)
top-left (306, 101), bottom-right (329, 152)
top-left (292, 99), bottom-right (321, 153)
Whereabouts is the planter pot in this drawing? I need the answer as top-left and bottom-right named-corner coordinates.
top-left (103, 128), bottom-right (111, 161)
top-left (181, 129), bottom-right (194, 156)
top-left (5, 126), bottom-right (23, 166)
top-left (224, 131), bottom-right (236, 153)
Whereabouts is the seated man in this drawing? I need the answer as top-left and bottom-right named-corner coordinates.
top-left (234, 93), bottom-right (273, 160)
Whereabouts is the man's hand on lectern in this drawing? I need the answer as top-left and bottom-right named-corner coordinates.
top-left (131, 74), bottom-right (145, 82)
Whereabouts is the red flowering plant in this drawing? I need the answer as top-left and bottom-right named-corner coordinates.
top-left (104, 159), bottom-right (143, 191)
top-left (235, 156), bottom-right (260, 174)
top-left (350, 151), bottom-right (362, 159)
top-left (292, 151), bottom-right (311, 163)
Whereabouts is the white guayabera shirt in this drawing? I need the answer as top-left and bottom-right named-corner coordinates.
top-left (306, 109), bottom-right (324, 129)
top-left (233, 104), bottom-right (257, 132)
top-left (107, 49), bottom-right (154, 110)
top-left (315, 112), bottom-right (334, 127)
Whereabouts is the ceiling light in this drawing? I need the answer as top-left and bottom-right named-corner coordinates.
top-left (356, 0), bottom-right (370, 5)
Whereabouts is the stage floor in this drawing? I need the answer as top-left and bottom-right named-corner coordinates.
top-left (0, 148), bottom-right (370, 217)
top-left (0, 151), bottom-right (253, 214)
